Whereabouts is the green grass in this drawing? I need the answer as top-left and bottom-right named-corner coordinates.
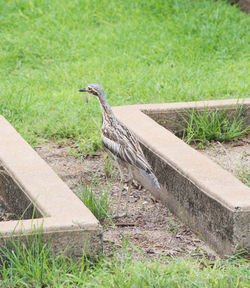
top-left (0, 234), bottom-right (249, 288)
top-left (0, 0), bottom-right (250, 152)
top-left (75, 180), bottom-right (110, 222)
top-left (179, 105), bottom-right (249, 145)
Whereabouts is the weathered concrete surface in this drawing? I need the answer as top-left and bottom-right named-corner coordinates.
top-left (112, 99), bottom-right (250, 256)
top-left (0, 116), bottom-right (102, 257)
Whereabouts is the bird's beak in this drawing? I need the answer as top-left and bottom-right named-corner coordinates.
top-left (79, 88), bottom-right (89, 103)
top-left (79, 88), bottom-right (87, 92)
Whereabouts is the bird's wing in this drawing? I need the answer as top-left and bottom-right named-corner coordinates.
top-left (101, 122), bottom-right (153, 174)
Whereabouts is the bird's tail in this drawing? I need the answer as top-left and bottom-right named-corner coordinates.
top-left (132, 167), bottom-right (164, 200)
top-left (148, 171), bottom-right (161, 191)
top-left (137, 168), bottom-right (161, 191)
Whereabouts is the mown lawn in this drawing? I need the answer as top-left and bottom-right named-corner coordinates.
top-left (0, 0), bottom-right (249, 286)
top-left (0, 0), bottom-right (249, 152)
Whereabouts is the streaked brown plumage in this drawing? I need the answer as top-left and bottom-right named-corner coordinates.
top-left (79, 83), bottom-right (160, 216)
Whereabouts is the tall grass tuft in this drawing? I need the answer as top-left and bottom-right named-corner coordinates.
top-left (179, 105), bottom-right (249, 145)
top-left (75, 181), bottom-right (110, 223)
top-left (0, 229), bottom-right (49, 287)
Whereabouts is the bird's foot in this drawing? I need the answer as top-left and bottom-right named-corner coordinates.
top-left (123, 177), bottom-right (133, 185)
top-left (112, 212), bottom-right (127, 218)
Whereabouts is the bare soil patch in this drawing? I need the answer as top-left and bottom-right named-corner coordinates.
top-left (36, 142), bottom-right (217, 260)
top-left (191, 136), bottom-right (250, 187)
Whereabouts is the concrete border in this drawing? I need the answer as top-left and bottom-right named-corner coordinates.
top-left (0, 116), bottom-right (102, 256)
top-left (112, 99), bottom-right (250, 256)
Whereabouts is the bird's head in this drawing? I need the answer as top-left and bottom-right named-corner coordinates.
top-left (79, 83), bottom-right (105, 99)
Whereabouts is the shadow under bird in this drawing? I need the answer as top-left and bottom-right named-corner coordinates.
top-left (79, 83), bottom-right (161, 217)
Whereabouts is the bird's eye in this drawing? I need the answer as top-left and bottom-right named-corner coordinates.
top-left (91, 89), bottom-right (98, 96)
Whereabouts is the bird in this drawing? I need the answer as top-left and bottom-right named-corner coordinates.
top-left (79, 83), bottom-right (161, 217)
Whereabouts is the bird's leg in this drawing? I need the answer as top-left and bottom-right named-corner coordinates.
top-left (112, 155), bottom-right (126, 218)
top-left (116, 163), bottom-right (125, 217)
top-left (124, 166), bottom-right (133, 215)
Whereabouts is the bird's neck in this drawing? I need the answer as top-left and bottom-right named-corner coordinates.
top-left (97, 96), bottom-right (115, 123)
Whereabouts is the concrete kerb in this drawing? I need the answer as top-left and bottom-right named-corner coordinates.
top-left (0, 116), bottom-right (102, 257)
top-left (112, 98), bottom-right (250, 256)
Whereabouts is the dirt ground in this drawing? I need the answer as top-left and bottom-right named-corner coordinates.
top-left (1, 137), bottom-right (249, 260)
top-left (35, 142), bottom-right (219, 260)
